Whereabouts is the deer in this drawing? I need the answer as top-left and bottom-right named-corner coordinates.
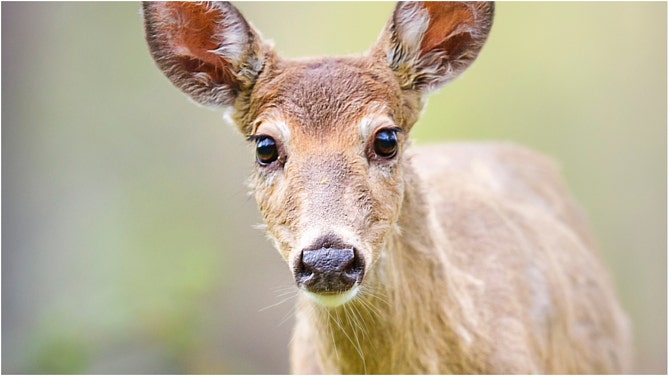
top-left (142, 1), bottom-right (632, 374)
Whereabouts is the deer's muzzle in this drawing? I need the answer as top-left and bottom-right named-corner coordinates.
top-left (294, 236), bottom-right (365, 295)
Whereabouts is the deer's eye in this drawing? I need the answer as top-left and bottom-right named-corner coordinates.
top-left (256, 136), bottom-right (279, 165)
top-left (373, 129), bottom-right (398, 159)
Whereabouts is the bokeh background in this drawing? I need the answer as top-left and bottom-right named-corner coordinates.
top-left (2, 2), bottom-right (665, 374)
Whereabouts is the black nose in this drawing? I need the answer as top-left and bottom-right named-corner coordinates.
top-left (295, 236), bottom-right (365, 294)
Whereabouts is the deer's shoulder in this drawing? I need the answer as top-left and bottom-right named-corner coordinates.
top-left (409, 141), bottom-right (597, 254)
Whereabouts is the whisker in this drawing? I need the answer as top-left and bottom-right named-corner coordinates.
top-left (357, 287), bottom-right (386, 318)
top-left (258, 296), bottom-right (295, 313)
top-left (271, 284), bottom-right (298, 296)
top-left (326, 309), bottom-right (341, 362)
top-left (353, 303), bottom-right (370, 341)
top-left (259, 290), bottom-right (298, 313)
top-left (334, 306), bottom-right (367, 373)
top-left (350, 305), bottom-right (368, 374)
top-left (278, 303), bottom-right (298, 327)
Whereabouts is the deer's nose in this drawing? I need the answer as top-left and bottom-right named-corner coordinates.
top-left (295, 236), bottom-right (365, 294)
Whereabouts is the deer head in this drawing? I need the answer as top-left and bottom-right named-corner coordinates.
top-left (143, 1), bottom-right (494, 307)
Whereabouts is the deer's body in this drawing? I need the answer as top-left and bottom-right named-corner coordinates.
top-left (143, 2), bottom-right (632, 373)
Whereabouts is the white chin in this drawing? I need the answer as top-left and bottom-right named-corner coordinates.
top-left (303, 286), bottom-right (360, 308)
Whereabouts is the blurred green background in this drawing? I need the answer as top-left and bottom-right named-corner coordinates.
top-left (2, 2), bottom-right (665, 374)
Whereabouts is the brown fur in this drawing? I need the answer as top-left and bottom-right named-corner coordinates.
top-left (143, 2), bottom-right (632, 374)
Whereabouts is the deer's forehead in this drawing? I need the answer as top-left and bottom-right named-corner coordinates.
top-left (252, 58), bottom-right (402, 138)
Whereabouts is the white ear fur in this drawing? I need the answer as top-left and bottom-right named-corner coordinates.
top-left (392, 2), bottom-right (431, 59)
top-left (207, 3), bottom-right (251, 67)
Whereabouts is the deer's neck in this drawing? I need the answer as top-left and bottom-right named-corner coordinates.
top-left (302, 161), bottom-right (481, 374)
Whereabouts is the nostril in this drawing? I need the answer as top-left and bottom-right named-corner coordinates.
top-left (343, 249), bottom-right (364, 279)
top-left (295, 252), bottom-right (314, 284)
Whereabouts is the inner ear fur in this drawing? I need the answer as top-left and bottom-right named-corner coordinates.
top-left (142, 1), bottom-right (266, 108)
top-left (381, 1), bottom-right (494, 92)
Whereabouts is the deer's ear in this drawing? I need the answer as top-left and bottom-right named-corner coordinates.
top-left (142, 1), bottom-right (265, 108)
top-left (380, 1), bottom-right (494, 92)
